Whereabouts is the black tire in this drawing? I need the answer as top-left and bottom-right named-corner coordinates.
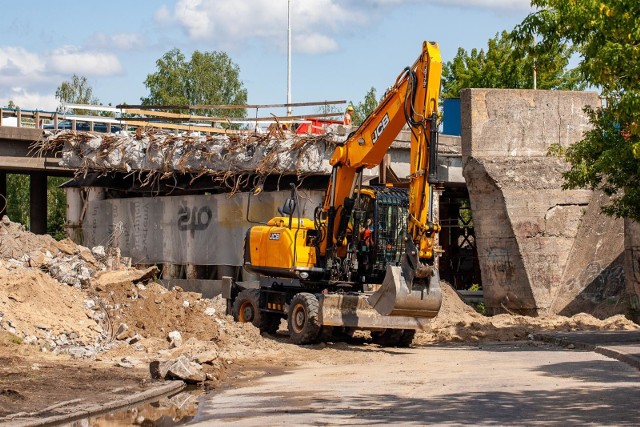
top-left (397, 329), bottom-right (416, 348)
top-left (287, 293), bottom-right (321, 345)
top-left (232, 289), bottom-right (280, 334)
top-left (318, 326), bottom-right (336, 342)
top-left (371, 329), bottom-right (404, 347)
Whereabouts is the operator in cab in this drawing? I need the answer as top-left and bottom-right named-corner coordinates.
top-left (343, 105), bottom-right (354, 126)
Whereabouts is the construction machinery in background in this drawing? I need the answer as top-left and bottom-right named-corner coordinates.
top-left (223, 41), bottom-right (443, 346)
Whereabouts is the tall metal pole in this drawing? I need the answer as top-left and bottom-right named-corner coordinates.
top-left (533, 36), bottom-right (537, 90)
top-left (287, 0), bottom-right (292, 116)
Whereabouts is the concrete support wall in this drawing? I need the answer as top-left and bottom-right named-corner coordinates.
top-left (625, 220), bottom-right (640, 322)
top-left (462, 89), bottom-right (626, 316)
top-left (29, 172), bottom-right (47, 235)
top-left (0, 171), bottom-right (6, 217)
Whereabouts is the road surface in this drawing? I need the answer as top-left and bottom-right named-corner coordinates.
top-left (190, 341), bottom-right (640, 426)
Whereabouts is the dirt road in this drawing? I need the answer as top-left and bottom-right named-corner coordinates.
top-left (190, 341), bottom-right (640, 426)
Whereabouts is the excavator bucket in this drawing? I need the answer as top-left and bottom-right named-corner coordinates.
top-left (368, 264), bottom-right (442, 318)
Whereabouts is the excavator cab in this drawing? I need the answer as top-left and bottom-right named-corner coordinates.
top-left (349, 186), bottom-right (443, 318)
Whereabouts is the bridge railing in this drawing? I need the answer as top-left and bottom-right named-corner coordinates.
top-left (0, 101), bottom-right (346, 135)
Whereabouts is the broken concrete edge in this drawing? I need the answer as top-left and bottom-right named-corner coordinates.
top-left (534, 334), bottom-right (640, 371)
top-left (2, 380), bottom-right (185, 427)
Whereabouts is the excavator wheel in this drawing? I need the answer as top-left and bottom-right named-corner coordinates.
top-left (371, 329), bottom-right (416, 347)
top-left (233, 289), bottom-right (280, 334)
top-left (287, 293), bottom-right (321, 345)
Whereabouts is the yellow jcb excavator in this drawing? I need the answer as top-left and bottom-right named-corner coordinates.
top-left (223, 41), bottom-right (443, 346)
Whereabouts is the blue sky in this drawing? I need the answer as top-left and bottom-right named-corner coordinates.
top-left (0, 0), bottom-right (533, 116)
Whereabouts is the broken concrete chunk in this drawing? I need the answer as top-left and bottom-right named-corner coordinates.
top-left (128, 334), bottom-right (143, 345)
top-left (193, 350), bottom-right (219, 365)
top-left (149, 359), bottom-right (173, 379)
top-left (91, 246), bottom-right (106, 259)
top-left (115, 323), bottom-right (129, 340)
top-left (168, 330), bottom-right (183, 348)
top-left (166, 355), bottom-right (206, 383)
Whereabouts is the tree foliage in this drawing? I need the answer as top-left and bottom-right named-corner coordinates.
top-left (55, 74), bottom-right (99, 114)
top-left (442, 30), bottom-right (584, 99)
top-left (5, 174), bottom-right (29, 225)
top-left (350, 87), bottom-right (379, 126)
top-left (142, 48), bottom-right (248, 120)
top-left (517, 1), bottom-right (640, 220)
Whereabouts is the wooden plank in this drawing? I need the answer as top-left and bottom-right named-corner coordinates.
top-left (116, 100), bottom-right (346, 110)
top-left (120, 112), bottom-right (341, 123)
top-left (124, 109), bottom-right (209, 120)
top-left (122, 120), bottom-right (239, 134)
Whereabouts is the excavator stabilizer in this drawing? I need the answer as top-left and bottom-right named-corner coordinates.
top-left (368, 264), bottom-right (442, 318)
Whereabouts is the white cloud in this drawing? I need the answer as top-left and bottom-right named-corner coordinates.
top-left (0, 47), bottom-right (46, 77)
top-left (158, 0), bottom-right (362, 54)
top-left (157, 0), bottom-right (529, 54)
top-left (0, 45), bottom-right (124, 110)
top-left (48, 46), bottom-right (123, 76)
top-left (154, 4), bottom-right (173, 24)
top-left (431, 0), bottom-right (531, 9)
top-left (87, 32), bottom-right (145, 50)
top-left (0, 87), bottom-right (58, 111)
top-left (294, 33), bottom-right (338, 55)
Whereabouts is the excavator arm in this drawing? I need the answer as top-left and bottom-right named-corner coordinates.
top-left (321, 41), bottom-right (441, 263)
top-left (318, 41), bottom-right (443, 318)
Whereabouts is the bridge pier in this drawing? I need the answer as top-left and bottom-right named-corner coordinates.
top-left (0, 171), bottom-right (6, 217)
top-left (29, 172), bottom-right (47, 234)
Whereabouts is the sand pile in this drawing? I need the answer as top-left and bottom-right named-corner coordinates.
top-left (414, 282), bottom-right (638, 345)
top-left (0, 267), bottom-right (103, 348)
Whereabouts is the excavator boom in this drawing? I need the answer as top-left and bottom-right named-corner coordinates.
top-left (321, 41), bottom-right (443, 318)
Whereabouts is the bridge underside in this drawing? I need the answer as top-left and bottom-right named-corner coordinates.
top-left (0, 127), bottom-right (72, 233)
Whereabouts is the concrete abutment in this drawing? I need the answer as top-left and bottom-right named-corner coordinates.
top-left (461, 88), bottom-right (628, 317)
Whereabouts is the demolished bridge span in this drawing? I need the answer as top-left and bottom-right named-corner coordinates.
top-left (39, 128), bottom-right (342, 185)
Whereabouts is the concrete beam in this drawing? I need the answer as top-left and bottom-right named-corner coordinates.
top-left (0, 128), bottom-right (70, 174)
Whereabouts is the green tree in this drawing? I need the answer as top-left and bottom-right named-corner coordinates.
top-left (442, 30), bottom-right (584, 99)
top-left (6, 100), bottom-right (17, 109)
top-left (142, 48), bottom-right (248, 120)
top-left (517, 1), bottom-right (640, 220)
top-left (55, 74), bottom-right (99, 114)
top-left (47, 177), bottom-right (67, 240)
top-left (5, 175), bottom-right (67, 239)
top-left (6, 174), bottom-right (29, 225)
top-left (350, 87), bottom-right (379, 126)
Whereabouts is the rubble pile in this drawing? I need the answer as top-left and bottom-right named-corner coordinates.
top-left (0, 215), bottom-right (278, 383)
top-left (39, 128), bottom-right (341, 187)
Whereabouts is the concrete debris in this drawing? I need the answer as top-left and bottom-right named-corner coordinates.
top-left (40, 129), bottom-right (342, 187)
top-left (194, 350), bottom-right (219, 365)
top-left (91, 245), bottom-right (106, 259)
top-left (168, 331), bottom-right (183, 348)
top-left (166, 355), bottom-right (206, 384)
top-left (115, 323), bottom-right (130, 340)
top-left (149, 360), bottom-right (173, 380)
